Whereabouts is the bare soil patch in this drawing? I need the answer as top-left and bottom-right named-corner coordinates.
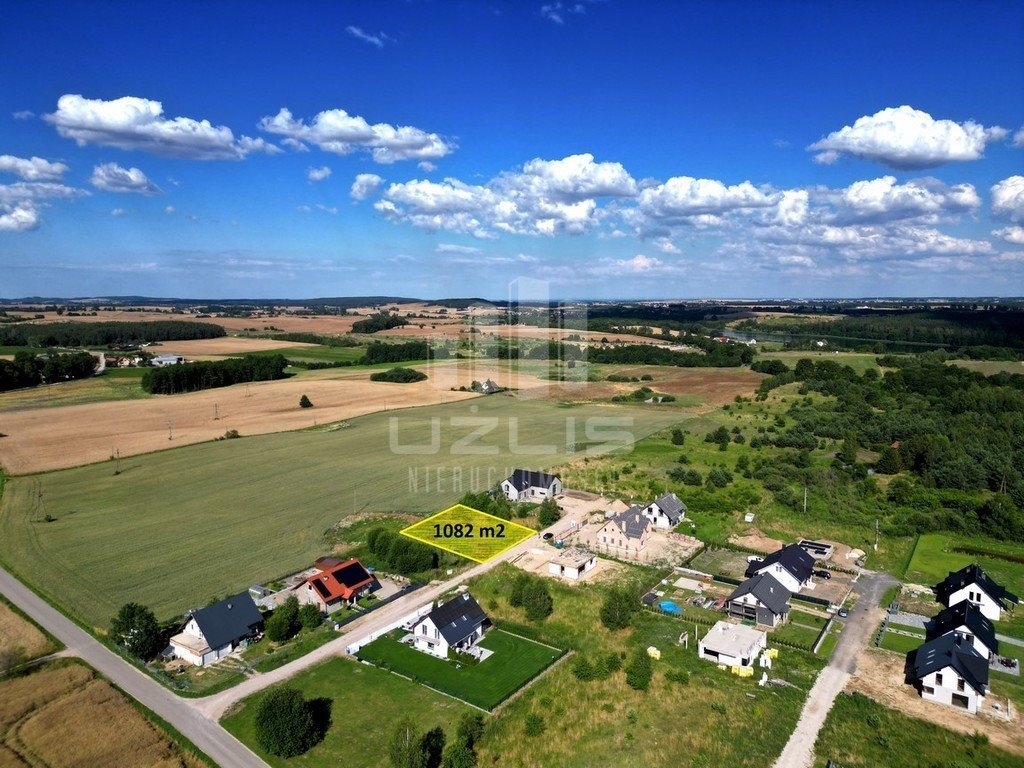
top-left (0, 600), bottom-right (54, 661)
top-left (155, 336), bottom-right (318, 357)
top-left (0, 369), bottom-right (477, 474)
top-left (847, 648), bottom-right (1023, 756)
top-left (0, 662), bottom-right (206, 768)
top-left (730, 527), bottom-right (784, 553)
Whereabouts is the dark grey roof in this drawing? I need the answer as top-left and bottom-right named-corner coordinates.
top-left (505, 469), bottom-right (559, 492)
top-left (935, 564), bottom-right (1019, 609)
top-left (190, 591), bottom-right (263, 650)
top-left (609, 508), bottom-right (650, 540)
top-left (727, 573), bottom-right (791, 615)
top-left (926, 602), bottom-right (998, 655)
top-left (745, 543), bottom-right (815, 584)
top-left (650, 493), bottom-right (687, 524)
top-left (913, 634), bottom-right (989, 694)
top-left (427, 592), bottom-right (488, 646)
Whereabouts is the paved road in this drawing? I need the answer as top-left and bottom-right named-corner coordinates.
top-left (0, 565), bottom-right (268, 768)
top-left (773, 570), bottom-right (898, 768)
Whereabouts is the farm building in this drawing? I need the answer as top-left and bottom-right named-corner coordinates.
top-left (925, 602), bottom-right (998, 661)
top-left (595, 507), bottom-right (652, 553)
top-left (641, 492), bottom-right (686, 530)
top-left (698, 621), bottom-right (767, 668)
top-left (168, 591), bottom-right (263, 666)
top-left (411, 592), bottom-right (490, 659)
top-left (745, 543), bottom-right (815, 594)
top-left (934, 564), bottom-right (1019, 622)
top-left (912, 634), bottom-right (989, 714)
top-left (547, 549), bottom-right (597, 580)
top-left (151, 354), bottom-right (184, 367)
top-left (295, 557), bottom-right (379, 613)
top-left (500, 469), bottom-right (562, 502)
top-left (725, 573), bottom-right (790, 628)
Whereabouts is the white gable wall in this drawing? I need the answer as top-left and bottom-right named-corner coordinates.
top-left (919, 666), bottom-right (984, 714)
top-left (754, 563), bottom-right (802, 594)
top-left (947, 585), bottom-right (1003, 621)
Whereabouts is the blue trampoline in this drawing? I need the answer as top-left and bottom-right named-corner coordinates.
top-left (658, 600), bottom-right (682, 614)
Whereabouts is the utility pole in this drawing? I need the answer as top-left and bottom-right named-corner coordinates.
top-left (803, 486), bottom-right (808, 515)
top-left (167, 419), bottom-right (173, 441)
top-left (214, 403), bottom-right (219, 420)
top-left (874, 519), bottom-right (879, 552)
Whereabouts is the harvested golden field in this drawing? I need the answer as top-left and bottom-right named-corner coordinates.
top-left (0, 599), bottom-right (55, 662)
top-left (0, 368), bottom-right (477, 474)
top-left (0, 662), bottom-right (205, 768)
top-left (156, 336), bottom-right (318, 357)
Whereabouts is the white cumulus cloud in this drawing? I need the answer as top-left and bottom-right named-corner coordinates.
top-left (46, 94), bottom-right (280, 159)
top-left (307, 165), bottom-right (331, 182)
top-left (992, 176), bottom-right (1024, 222)
top-left (0, 155), bottom-right (69, 181)
top-left (808, 106), bottom-right (1006, 169)
top-left (260, 106), bottom-right (454, 164)
top-left (90, 162), bottom-right (161, 195)
top-left (832, 176), bottom-right (980, 223)
top-left (992, 226), bottom-right (1024, 245)
top-left (637, 176), bottom-right (774, 222)
top-left (350, 173), bottom-right (384, 201)
top-left (0, 202), bottom-right (40, 231)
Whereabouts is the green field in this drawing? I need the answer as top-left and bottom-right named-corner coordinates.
top-left (220, 345), bottom-right (366, 363)
top-left (0, 397), bottom-right (681, 628)
top-left (221, 657), bottom-right (471, 768)
top-left (949, 359), bottom-right (1024, 376)
top-left (904, 534), bottom-right (1024, 593)
top-left (815, 691), bottom-right (1024, 768)
top-left (0, 373), bottom-right (150, 410)
top-left (357, 629), bottom-right (562, 710)
top-left (757, 350), bottom-right (882, 374)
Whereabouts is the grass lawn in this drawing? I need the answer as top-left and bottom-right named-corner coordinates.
top-left (357, 629), bottom-right (562, 710)
top-left (817, 625), bottom-right (841, 659)
top-left (221, 656), bottom-right (471, 768)
top-left (0, 397), bottom-right (680, 628)
top-left (221, 345), bottom-right (366, 363)
top-left (789, 609), bottom-right (829, 629)
top-left (879, 630), bottom-right (923, 655)
top-left (814, 691), bottom-right (1024, 768)
top-left (772, 622), bottom-right (822, 649)
top-left (903, 534), bottom-right (1024, 598)
top-left (948, 359), bottom-right (1024, 376)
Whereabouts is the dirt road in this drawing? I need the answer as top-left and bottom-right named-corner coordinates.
top-left (773, 570), bottom-right (897, 768)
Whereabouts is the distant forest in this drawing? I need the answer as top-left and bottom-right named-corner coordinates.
top-left (736, 310), bottom-right (1024, 349)
top-left (141, 354), bottom-right (287, 394)
top-left (0, 320), bottom-right (225, 348)
top-left (0, 350), bottom-right (97, 392)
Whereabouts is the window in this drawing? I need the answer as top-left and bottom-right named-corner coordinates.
top-left (923, 685), bottom-right (934, 695)
top-left (957, 678), bottom-right (965, 692)
top-left (935, 673), bottom-right (943, 686)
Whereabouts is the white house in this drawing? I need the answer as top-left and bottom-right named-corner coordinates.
top-left (151, 354), bottom-right (184, 367)
top-left (935, 564), bottom-right (1019, 622)
top-left (725, 573), bottom-right (791, 628)
top-left (547, 549), bottom-right (597, 580)
top-left (641, 492), bottom-right (686, 530)
top-left (168, 591), bottom-right (263, 666)
top-left (500, 469), bottom-right (562, 502)
top-left (926, 602), bottom-right (999, 661)
top-left (744, 543), bottom-right (815, 594)
top-left (411, 592), bottom-right (489, 659)
top-left (912, 634), bottom-right (989, 714)
top-left (698, 621), bottom-right (767, 668)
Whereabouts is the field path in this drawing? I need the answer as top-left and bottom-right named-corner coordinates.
top-left (0, 564), bottom-right (268, 768)
top-left (773, 571), bottom-right (896, 768)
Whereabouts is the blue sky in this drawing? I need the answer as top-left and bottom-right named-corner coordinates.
top-left (2, 0), bottom-right (1022, 299)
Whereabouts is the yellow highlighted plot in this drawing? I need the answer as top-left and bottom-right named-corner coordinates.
top-left (400, 504), bottom-right (536, 563)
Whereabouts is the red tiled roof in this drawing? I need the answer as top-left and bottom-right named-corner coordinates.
top-left (305, 558), bottom-right (374, 602)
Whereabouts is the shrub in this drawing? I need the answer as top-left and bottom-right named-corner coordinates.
top-left (299, 394), bottom-right (313, 408)
top-left (536, 498), bottom-right (561, 527)
top-left (298, 603), bottom-right (322, 630)
top-left (523, 579), bottom-right (554, 622)
top-left (254, 687), bottom-right (328, 758)
top-left (456, 713), bottom-right (484, 750)
top-left (524, 713), bottom-right (546, 737)
top-left (600, 587), bottom-right (639, 631)
top-left (265, 596), bottom-right (301, 642)
top-left (442, 742), bottom-right (477, 768)
top-left (625, 648), bottom-right (653, 691)
top-left (572, 656), bottom-right (597, 681)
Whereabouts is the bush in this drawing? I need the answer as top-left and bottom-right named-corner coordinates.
top-left (299, 394), bottom-right (313, 408)
top-left (254, 687), bottom-right (329, 757)
top-left (670, 428), bottom-right (685, 445)
top-left (442, 742), bottom-right (477, 768)
top-left (572, 656), bottom-right (597, 681)
top-left (625, 648), bottom-right (653, 691)
top-left (523, 713), bottom-right (546, 737)
top-left (370, 366), bottom-right (428, 383)
top-left (298, 603), bottom-right (322, 630)
top-left (265, 596), bottom-right (301, 642)
top-left (600, 587), bottom-right (638, 631)
top-left (455, 713), bottom-right (484, 750)
top-left (536, 498), bottom-right (561, 527)
top-left (522, 578), bottom-right (554, 622)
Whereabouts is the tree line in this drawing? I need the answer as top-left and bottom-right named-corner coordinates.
top-left (140, 354), bottom-right (288, 394)
top-left (0, 320), bottom-right (225, 348)
top-left (587, 342), bottom-right (752, 367)
top-left (351, 312), bottom-right (409, 334)
top-left (0, 350), bottom-right (97, 391)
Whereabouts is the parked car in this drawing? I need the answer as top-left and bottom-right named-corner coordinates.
top-left (814, 569), bottom-right (832, 580)
top-left (837, 607), bottom-right (849, 618)
top-left (542, 532), bottom-right (554, 541)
